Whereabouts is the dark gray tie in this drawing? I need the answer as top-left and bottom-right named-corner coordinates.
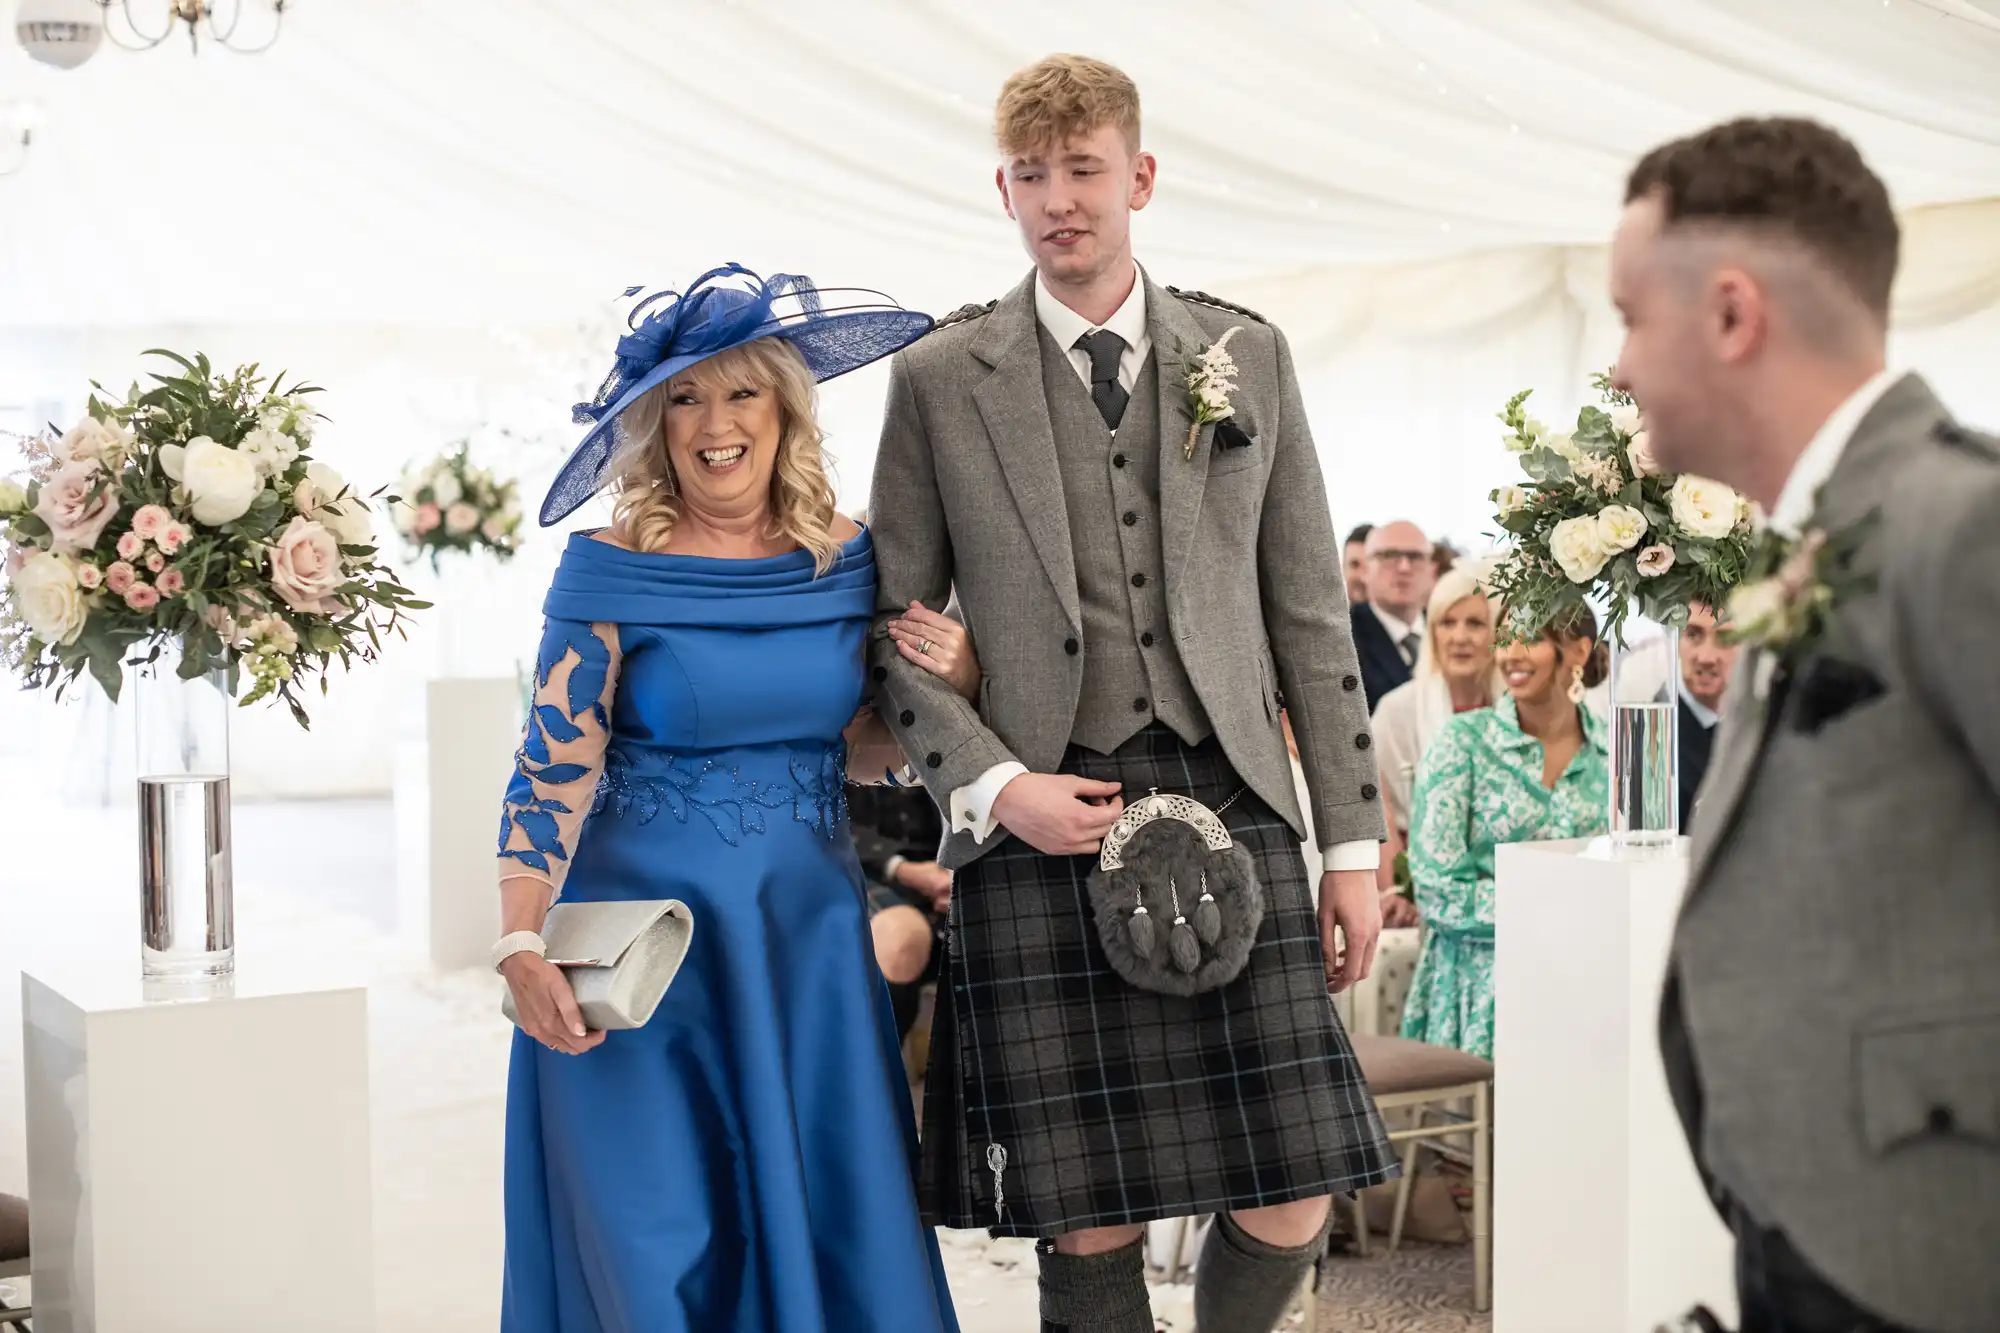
top-left (1400, 632), bottom-right (1422, 665)
top-left (1074, 329), bottom-right (1129, 430)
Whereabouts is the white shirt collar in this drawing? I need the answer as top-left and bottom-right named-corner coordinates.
top-left (1371, 605), bottom-right (1422, 645)
top-left (1767, 369), bottom-right (1901, 537)
top-left (1035, 265), bottom-right (1150, 389)
top-left (1682, 693), bottom-right (1720, 730)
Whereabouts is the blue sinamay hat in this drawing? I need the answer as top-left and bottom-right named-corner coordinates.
top-left (541, 263), bottom-right (933, 525)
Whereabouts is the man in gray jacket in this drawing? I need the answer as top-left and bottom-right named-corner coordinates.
top-left (867, 54), bottom-right (1395, 1333)
top-left (1612, 117), bottom-right (2000, 1333)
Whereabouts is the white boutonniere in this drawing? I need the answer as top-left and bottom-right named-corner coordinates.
top-left (1723, 513), bottom-right (1877, 692)
top-left (1178, 326), bottom-right (1243, 460)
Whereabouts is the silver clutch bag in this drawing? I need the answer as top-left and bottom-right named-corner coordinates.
top-left (501, 898), bottom-right (694, 1032)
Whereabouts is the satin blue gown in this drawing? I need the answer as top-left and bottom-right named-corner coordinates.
top-left (497, 528), bottom-right (959, 1333)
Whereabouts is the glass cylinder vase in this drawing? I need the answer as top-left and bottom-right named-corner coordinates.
top-left (134, 642), bottom-right (235, 979)
top-left (1606, 614), bottom-right (1682, 856)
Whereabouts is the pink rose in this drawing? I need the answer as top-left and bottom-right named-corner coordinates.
top-left (268, 516), bottom-right (345, 614)
top-left (4, 547), bottom-right (23, 579)
top-left (157, 522), bottom-right (191, 555)
top-left (131, 504), bottom-right (172, 541)
top-left (116, 531), bottom-right (144, 561)
top-left (105, 561), bottom-right (138, 594)
top-left (124, 583), bottom-right (160, 612)
top-left (157, 567), bottom-right (186, 596)
top-left (76, 563), bottom-right (105, 590)
top-left (33, 460), bottom-right (118, 556)
top-left (145, 551), bottom-right (166, 574)
top-left (414, 502), bottom-right (442, 536)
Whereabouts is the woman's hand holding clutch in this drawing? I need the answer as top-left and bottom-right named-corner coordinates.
top-left (501, 953), bottom-right (608, 1055)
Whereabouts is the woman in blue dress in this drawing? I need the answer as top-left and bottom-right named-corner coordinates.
top-left (491, 265), bottom-right (965, 1333)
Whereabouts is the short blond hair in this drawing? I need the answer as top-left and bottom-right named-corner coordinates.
top-left (606, 337), bottom-right (843, 574)
top-left (995, 54), bottom-right (1140, 159)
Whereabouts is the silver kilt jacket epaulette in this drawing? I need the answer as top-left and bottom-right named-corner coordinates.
top-left (1164, 287), bottom-right (1269, 324)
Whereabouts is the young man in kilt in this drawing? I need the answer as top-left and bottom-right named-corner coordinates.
top-left (867, 54), bottom-right (1398, 1333)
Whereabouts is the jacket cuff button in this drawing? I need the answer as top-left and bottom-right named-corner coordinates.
top-left (1355, 733), bottom-right (1372, 750)
top-left (1360, 783), bottom-right (1379, 801)
top-left (900, 710), bottom-right (916, 727)
top-left (926, 752), bottom-right (943, 769)
top-left (871, 666), bottom-right (888, 683)
top-left (1342, 675), bottom-right (1359, 691)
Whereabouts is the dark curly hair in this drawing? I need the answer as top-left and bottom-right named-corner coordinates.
top-left (1626, 116), bottom-right (1898, 321)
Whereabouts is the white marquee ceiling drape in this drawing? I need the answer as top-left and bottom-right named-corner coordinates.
top-left (3, 0), bottom-right (1999, 797)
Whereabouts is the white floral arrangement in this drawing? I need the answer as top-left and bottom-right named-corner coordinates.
top-left (391, 443), bottom-right (523, 571)
top-left (1486, 372), bottom-right (1754, 643)
top-left (0, 351), bottom-right (422, 724)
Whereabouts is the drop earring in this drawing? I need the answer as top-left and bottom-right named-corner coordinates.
top-left (1568, 663), bottom-right (1587, 705)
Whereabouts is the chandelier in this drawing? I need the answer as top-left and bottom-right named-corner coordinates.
top-left (98, 0), bottom-right (288, 54)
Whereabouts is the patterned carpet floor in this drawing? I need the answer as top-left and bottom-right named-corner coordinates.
top-left (1310, 1243), bottom-right (1489, 1332)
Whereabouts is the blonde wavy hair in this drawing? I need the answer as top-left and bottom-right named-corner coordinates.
top-left (605, 336), bottom-right (843, 573)
top-left (995, 54), bottom-right (1141, 158)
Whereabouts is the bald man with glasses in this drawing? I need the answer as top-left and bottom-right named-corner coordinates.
top-left (1348, 520), bottom-right (1436, 712)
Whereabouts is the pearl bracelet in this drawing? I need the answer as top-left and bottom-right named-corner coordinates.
top-left (491, 930), bottom-right (547, 973)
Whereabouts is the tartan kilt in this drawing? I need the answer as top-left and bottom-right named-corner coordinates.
top-left (917, 723), bottom-right (1398, 1237)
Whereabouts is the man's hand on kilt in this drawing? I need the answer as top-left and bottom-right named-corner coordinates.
top-left (992, 772), bottom-right (1126, 855)
top-left (1320, 868), bottom-right (1381, 993)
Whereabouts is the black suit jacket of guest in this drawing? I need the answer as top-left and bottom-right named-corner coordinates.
top-left (1350, 602), bottom-right (1413, 713)
top-left (1676, 695), bottom-right (1718, 830)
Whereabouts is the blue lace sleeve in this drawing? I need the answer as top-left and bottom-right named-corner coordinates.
top-left (497, 618), bottom-right (622, 887)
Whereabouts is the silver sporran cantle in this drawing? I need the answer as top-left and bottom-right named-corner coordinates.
top-left (1084, 789), bottom-right (1263, 996)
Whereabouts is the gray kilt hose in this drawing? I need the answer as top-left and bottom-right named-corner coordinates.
top-left (920, 724), bottom-right (1396, 1236)
top-left (867, 269), bottom-right (1397, 1238)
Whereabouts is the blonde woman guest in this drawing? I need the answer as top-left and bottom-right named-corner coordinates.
top-left (1400, 606), bottom-right (1609, 1058)
top-left (493, 266), bottom-right (966, 1333)
top-left (1370, 565), bottom-right (1503, 917)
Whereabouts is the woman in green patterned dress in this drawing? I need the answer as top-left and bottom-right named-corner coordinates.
top-left (1401, 607), bottom-right (1610, 1057)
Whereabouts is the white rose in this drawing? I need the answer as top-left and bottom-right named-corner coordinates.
top-left (1608, 404), bottom-right (1643, 439)
top-left (1627, 429), bottom-right (1663, 479)
top-left (1545, 432), bottom-right (1583, 463)
top-left (1493, 485), bottom-right (1531, 518)
top-left (445, 502), bottom-right (480, 535)
top-left (1670, 475), bottom-right (1741, 541)
top-left (0, 478), bottom-right (26, 515)
top-left (180, 436), bottom-right (263, 526)
top-left (1594, 503), bottom-right (1648, 555)
top-left (237, 426), bottom-right (300, 479)
top-left (1726, 579), bottom-right (1791, 642)
top-left (55, 416), bottom-right (134, 467)
top-left (1550, 515), bottom-right (1610, 584)
top-left (294, 461), bottom-right (374, 549)
top-left (429, 471), bottom-right (463, 507)
top-left (10, 550), bottom-right (89, 646)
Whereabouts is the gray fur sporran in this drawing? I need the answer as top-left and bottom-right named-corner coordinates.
top-left (1085, 789), bottom-right (1264, 996)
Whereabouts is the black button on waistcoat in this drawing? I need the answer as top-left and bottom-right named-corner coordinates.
top-left (1361, 783), bottom-right (1379, 801)
top-left (1342, 675), bottom-right (1360, 691)
top-left (1356, 733), bottom-right (1372, 750)
top-left (1112, 452), bottom-right (1127, 469)
top-left (926, 752), bottom-right (942, 769)
top-left (1132, 697), bottom-right (1148, 713)
top-left (899, 710), bottom-right (915, 727)
top-left (1122, 511), bottom-right (1138, 527)
top-left (870, 665), bottom-right (887, 683)
top-left (1130, 572), bottom-right (1147, 588)
top-left (1140, 632), bottom-right (1155, 647)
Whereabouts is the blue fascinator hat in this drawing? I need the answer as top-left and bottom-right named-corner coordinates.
top-left (541, 263), bottom-right (934, 525)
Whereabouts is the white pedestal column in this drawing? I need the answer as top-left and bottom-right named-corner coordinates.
top-left (1492, 838), bottom-right (1735, 1333)
top-left (395, 677), bottom-right (522, 971)
top-left (21, 961), bottom-right (374, 1333)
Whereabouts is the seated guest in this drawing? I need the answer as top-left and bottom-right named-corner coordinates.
top-left (1343, 522), bottom-right (1373, 605)
top-left (1402, 606), bottom-right (1610, 1058)
top-left (1676, 601), bottom-right (1738, 828)
top-left (1350, 519), bottom-right (1436, 710)
top-left (1371, 564), bottom-right (1504, 923)
top-left (852, 783), bottom-right (951, 1041)
top-left (1430, 538), bottom-right (1460, 582)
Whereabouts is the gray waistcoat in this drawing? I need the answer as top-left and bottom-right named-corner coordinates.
top-left (1039, 327), bottom-right (1212, 754)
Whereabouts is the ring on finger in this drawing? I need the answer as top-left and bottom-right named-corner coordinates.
top-left (918, 638), bottom-right (932, 655)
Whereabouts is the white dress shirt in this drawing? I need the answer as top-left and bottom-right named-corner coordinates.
top-left (947, 266), bottom-right (1376, 874)
top-left (1682, 692), bottom-right (1720, 731)
top-left (1767, 368), bottom-right (1902, 537)
top-left (1371, 605), bottom-right (1424, 666)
